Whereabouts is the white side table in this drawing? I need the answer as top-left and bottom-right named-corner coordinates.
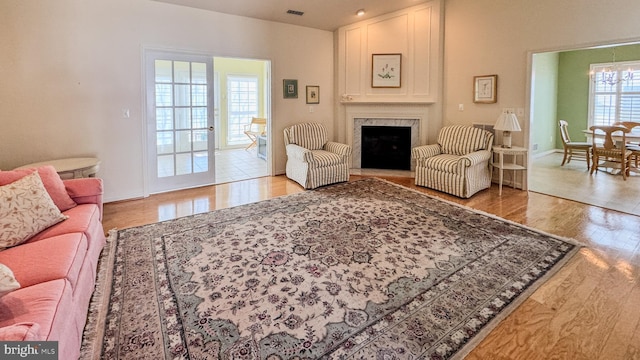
top-left (15, 157), bottom-right (101, 179)
top-left (492, 146), bottom-right (527, 195)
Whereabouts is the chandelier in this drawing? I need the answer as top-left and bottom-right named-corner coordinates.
top-left (592, 48), bottom-right (634, 86)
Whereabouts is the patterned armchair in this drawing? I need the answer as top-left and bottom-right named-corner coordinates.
top-left (284, 123), bottom-right (352, 189)
top-left (412, 125), bottom-right (494, 198)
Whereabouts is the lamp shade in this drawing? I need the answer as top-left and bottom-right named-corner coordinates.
top-left (494, 113), bottom-right (522, 132)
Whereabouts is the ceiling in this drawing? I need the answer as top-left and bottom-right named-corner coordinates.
top-left (152, 0), bottom-right (430, 31)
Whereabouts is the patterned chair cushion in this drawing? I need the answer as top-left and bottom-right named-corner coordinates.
top-left (438, 125), bottom-right (490, 156)
top-left (308, 150), bottom-right (344, 168)
top-left (422, 154), bottom-right (464, 174)
top-left (288, 123), bottom-right (328, 150)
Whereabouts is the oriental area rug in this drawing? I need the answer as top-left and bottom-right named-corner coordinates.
top-left (82, 178), bottom-right (579, 360)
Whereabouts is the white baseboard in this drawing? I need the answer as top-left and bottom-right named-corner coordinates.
top-left (531, 148), bottom-right (561, 159)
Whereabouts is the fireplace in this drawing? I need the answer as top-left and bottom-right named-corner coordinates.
top-left (352, 117), bottom-right (420, 171)
top-left (361, 126), bottom-right (411, 170)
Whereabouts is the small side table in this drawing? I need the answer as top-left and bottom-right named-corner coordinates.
top-left (492, 146), bottom-right (527, 195)
top-left (15, 157), bottom-right (101, 179)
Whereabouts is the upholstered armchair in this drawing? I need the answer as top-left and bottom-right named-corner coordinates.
top-left (412, 125), bottom-right (494, 198)
top-left (284, 123), bottom-right (352, 189)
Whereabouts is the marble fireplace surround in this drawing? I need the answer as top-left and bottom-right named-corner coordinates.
top-left (353, 118), bottom-right (420, 170)
top-left (345, 105), bottom-right (426, 171)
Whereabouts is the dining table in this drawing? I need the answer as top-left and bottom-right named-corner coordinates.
top-left (582, 128), bottom-right (640, 144)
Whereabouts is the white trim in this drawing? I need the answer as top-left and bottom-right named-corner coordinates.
top-left (143, 48), bottom-right (216, 194)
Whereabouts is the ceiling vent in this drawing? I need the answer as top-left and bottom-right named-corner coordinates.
top-left (286, 9), bottom-right (304, 16)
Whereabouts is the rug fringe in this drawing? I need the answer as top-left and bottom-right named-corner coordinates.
top-left (80, 228), bottom-right (119, 360)
top-left (450, 242), bottom-right (581, 360)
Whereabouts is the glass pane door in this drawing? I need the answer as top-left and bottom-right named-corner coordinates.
top-left (146, 51), bottom-right (215, 194)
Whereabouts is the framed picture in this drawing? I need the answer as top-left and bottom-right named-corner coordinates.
top-left (473, 75), bottom-right (497, 103)
top-left (283, 79), bottom-right (298, 99)
top-left (306, 85), bottom-right (320, 104)
top-left (372, 53), bottom-right (402, 88)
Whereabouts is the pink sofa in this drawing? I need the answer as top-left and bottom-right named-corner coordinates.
top-left (0, 176), bottom-right (106, 360)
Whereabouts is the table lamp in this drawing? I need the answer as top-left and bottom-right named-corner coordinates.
top-left (494, 111), bottom-right (521, 148)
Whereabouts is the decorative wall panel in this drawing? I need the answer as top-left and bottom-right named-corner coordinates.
top-left (344, 28), bottom-right (363, 96)
top-left (337, 1), bottom-right (442, 104)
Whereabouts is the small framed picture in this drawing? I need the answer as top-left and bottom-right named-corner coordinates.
top-left (306, 85), bottom-right (320, 104)
top-left (283, 79), bottom-right (298, 99)
top-left (372, 53), bottom-right (402, 88)
top-left (473, 75), bottom-right (497, 103)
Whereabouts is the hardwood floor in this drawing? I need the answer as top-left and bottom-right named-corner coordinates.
top-left (102, 175), bottom-right (640, 359)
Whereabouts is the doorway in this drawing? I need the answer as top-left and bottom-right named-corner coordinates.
top-left (145, 50), bottom-right (215, 194)
top-left (528, 42), bottom-right (640, 215)
top-left (213, 57), bottom-right (270, 184)
top-left (145, 51), bottom-right (271, 194)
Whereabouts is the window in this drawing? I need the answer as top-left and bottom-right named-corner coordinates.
top-left (227, 76), bottom-right (259, 145)
top-left (589, 61), bottom-right (640, 126)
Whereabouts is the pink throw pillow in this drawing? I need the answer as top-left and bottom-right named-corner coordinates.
top-left (0, 166), bottom-right (77, 212)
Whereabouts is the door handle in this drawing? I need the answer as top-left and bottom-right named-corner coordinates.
top-left (208, 126), bottom-right (214, 132)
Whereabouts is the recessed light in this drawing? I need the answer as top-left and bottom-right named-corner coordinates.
top-left (356, 9), bottom-right (365, 17)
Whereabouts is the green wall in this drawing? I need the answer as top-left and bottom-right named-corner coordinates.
top-left (555, 44), bottom-right (640, 148)
top-left (531, 52), bottom-right (559, 155)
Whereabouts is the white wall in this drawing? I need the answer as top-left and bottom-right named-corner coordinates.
top-left (335, 1), bottom-right (443, 149)
top-left (443, 0), bottom-right (640, 148)
top-left (0, 0), bottom-right (334, 202)
top-left (5, 0), bottom-right (639, 201)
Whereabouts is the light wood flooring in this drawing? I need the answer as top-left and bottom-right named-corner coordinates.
top-left (102, 175), bottom-right (640, 359)
top-left (530, 152), bottom-right (640, 216)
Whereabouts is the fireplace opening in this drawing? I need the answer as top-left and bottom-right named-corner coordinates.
top-left (361, 126), bottom-right (411, 170)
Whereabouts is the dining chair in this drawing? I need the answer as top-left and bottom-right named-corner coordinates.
top-left (613, 121), bottom-right (640, 168)
top-left (590, 125), bottom-right (633, 180)
top-left (558, 120), bottom-right (591, 169)
top-left (243, 117), bottom-right (267, 150)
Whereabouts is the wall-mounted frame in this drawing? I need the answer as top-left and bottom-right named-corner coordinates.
top-left (372, 53), bottom-right (402, 88)
top-left (283, 79), bottom-right (298, 99)
top-left (306, 85), bottom-right (320, 104)
top-left (473, 75), bottom-right (497, 103)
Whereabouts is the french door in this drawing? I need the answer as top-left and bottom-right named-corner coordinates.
top-left (145, 50), bottom-right (215, 194)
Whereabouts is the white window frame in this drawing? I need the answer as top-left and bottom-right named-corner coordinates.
top-left (226, 75), bottom-right (259, 145)
top-left (588, 60), bottom-right (640, 127)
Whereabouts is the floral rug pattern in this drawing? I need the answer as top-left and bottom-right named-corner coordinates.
top-left (92, 178), bottom-right (578, 359)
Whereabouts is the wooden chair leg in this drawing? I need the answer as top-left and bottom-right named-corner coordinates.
top-left (590, 154), bottom-right (597, 174)
top-left (561, 148), bottom-right (569, 166)
top-left (245, 134), bottom-right (258, 150)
